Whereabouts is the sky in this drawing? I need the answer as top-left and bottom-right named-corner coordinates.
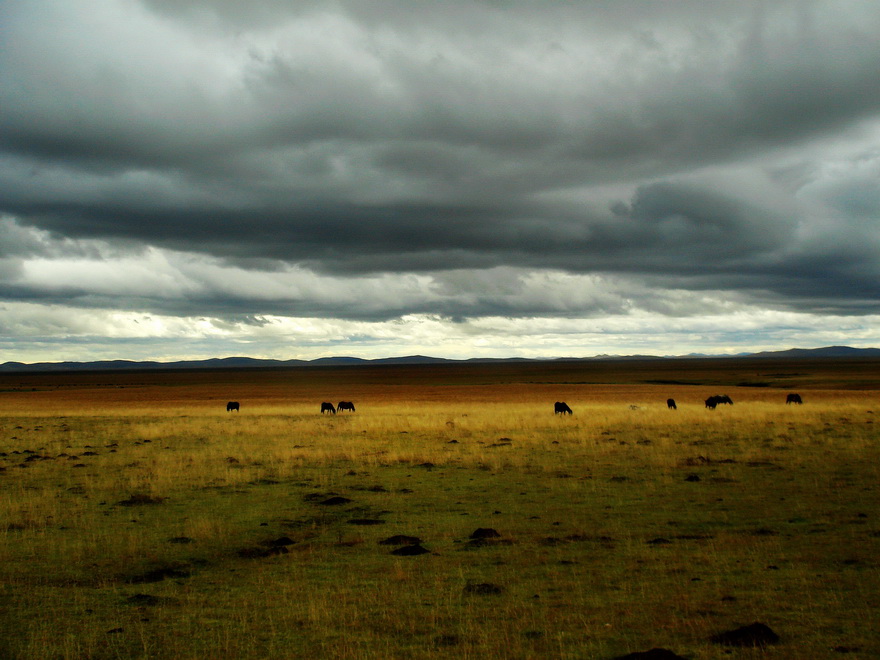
top-left (2, 0), bottom-right (880, 363)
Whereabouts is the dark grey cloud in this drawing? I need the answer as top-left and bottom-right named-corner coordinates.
top-left (1, 0), bottom-right (880, 331)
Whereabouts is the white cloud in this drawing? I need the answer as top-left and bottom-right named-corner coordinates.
top-left (3, 298), bottom-right (879, 364)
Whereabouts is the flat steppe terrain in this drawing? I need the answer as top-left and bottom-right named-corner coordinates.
top-left (1, 358), bottom-right (878, 659)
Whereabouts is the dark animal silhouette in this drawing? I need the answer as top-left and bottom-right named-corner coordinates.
top-left (554, 401), bottom-right (572, 415)
top-left (667, 398), bottom-right (677, 410)
top-left (226, 401), bottom-right (239, 412)
top-left (337, 401), bottom-right (356, 412)
top-left (321, 402), bottom-right (336, 414)
top-left (786, 393), bottom-right (803, 405)
top-left (705, 394), bottom-right (733, 409)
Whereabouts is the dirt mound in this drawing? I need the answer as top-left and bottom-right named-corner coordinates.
top-left (390, 544), bottom-right (430, 556)
top-left (126, 565), bottom-right (192, 584)
top-left (261, 536), bottom-right (294, 547)
top-left (469, 528), bottom-right (500, 539)
top-left (319, 496), bottom-right (352, 505)
top-left (125, 593), bottom-right (177, 607)
top-left (379, 535), bottom-right (422, 546)
top-left (117, 494), bottom-right (166, 506)
top-left (710, 622), bottom-right (780, 647)
top-left (237, 545), bottom-right (289, 559)
top-left (613, 649), bottom-right (686, 660)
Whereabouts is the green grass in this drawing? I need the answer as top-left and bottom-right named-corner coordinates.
top-left (1, 364), bottom-right (879, 658)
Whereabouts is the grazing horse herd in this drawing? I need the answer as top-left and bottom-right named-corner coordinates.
top-left (704, 394), bottom-right (734, 409)
top-left (226, 394), bottom-right (804, 414)
top-left (320, 401), bottom-right (356, 414)
top-left (552, 392), bottom-right (803, 415)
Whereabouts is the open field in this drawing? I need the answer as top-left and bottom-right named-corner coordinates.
top-left (1, 358), bottom-right (879, 659)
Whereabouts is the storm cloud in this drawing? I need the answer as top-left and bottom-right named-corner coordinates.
top-left (1, 1), bottom-right (879, 361)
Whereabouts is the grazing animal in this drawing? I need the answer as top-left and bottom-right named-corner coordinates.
top-left (786, 393), bottom-right (803, 405)
top-left (226, 401), bottom-right (240, 412)
top-left (320, 402), bottom-right (336, 414)
top-left (667, 398), bottom-right (677, 410)
top-left (554, 401), bottom-right (573, 415)
top-left (337, 401), bottom-right (356, 412)
top-left (705, 394), bottom-right (734, 409)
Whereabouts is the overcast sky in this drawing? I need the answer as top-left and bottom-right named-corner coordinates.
top-left (2, 0), bottom-right (880, 363)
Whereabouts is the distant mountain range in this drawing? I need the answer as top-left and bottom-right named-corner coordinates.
top-left (2, 346), bottom-right (879, 373)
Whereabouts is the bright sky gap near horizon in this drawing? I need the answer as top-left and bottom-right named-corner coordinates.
top-left (2, 1), bottom-right (880, 363)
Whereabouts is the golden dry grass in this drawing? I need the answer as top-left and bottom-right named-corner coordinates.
top-left (0, 358), bottom-right (878, 659)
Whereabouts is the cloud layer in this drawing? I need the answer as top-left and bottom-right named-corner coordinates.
top-left (2, 1), bottom-right (879, 360)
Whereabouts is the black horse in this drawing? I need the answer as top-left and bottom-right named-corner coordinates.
top-left (786, 393), bottom-right (803, 405)
top-left (667, 398), bottom-right (677, 410)
top-left (337, 401), bottom-right (356, 412)
top-left (226, 401), bottom-right (240, 412)
top-left (321, 402), bottom-right (336, 414)
top-left (554, 401), bottom-right (573, 415)
top-left (705, 394), bottom-right (733, 409)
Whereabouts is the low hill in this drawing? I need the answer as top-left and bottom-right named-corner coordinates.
top-left (1, 346), bottom-right (878, 373)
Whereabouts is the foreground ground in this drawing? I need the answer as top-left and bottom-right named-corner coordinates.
top-left (0, 358), bottom-right (878, 659)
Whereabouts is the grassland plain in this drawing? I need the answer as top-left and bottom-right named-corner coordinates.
top-left (0, 358), bottom-right (878, 659)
